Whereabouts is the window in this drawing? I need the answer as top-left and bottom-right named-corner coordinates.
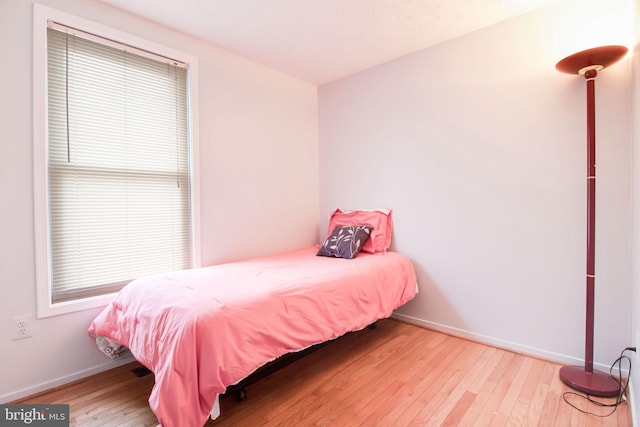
top-left (33, 5), bottom-right (200, 317)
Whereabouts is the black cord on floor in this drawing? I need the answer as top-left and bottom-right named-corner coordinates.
top-left (562, 347), bottom-right (634, 417)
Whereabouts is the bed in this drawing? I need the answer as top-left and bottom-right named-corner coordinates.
top-left (88, 210), bottom-right (417, 427)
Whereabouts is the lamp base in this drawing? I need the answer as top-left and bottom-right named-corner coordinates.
top-left (559, 365), bottom-right (620, 397)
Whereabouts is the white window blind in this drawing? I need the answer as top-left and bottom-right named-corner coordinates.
top-left (46, 26), bottom-right (192, 303)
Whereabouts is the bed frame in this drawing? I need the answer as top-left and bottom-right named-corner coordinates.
top-left (222, 322), bottom-right (378, 402)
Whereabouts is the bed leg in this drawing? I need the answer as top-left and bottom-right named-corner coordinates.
top-left (236, 388), bottom-right (247, 402)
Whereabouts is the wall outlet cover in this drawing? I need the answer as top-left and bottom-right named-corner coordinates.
top-left (11, 314), bottom-right (34, 340)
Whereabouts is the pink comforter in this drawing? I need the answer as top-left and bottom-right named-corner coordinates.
top-left (88, 247), bottom-right (417, 427)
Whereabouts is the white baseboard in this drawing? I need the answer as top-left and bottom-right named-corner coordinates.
top-left (391, 313), bottom-right (615, 373)
top-left (0, 355), bottom-right (135, 404)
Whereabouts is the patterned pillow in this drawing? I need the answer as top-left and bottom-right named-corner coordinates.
top-left (317, 225), bottom-right (372, 259)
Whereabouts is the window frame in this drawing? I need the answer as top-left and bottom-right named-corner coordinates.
top-left (33, 3), bottom-right (201, 318)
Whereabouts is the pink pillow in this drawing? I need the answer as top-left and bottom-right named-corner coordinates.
top-left (327, 209), bottom-right (393, 254)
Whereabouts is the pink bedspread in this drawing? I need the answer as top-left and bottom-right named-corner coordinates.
top-left (88, 247), bottom-right (417, 427)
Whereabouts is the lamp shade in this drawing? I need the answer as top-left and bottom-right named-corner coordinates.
top-left (556, 45), bottom-right (627, 75)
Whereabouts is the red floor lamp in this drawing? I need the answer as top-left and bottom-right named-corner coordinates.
top-left (555, 45), bottom-right (627, 397)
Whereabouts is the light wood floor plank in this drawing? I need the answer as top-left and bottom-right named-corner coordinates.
top-left (369, 335), bottom-right (468, 426)
top-left (14, 319), bottom-right (631, 426)
top-left (507, 357), bottom-right (546, 425)
top-left (521, 361), bottom-right (555, 426)
top-left (410, 343), bottom-right (489, 425)
top-left (455, 348), bottom-right (508, 426)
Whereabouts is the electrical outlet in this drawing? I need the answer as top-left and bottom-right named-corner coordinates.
top-left (11, 314), bottom-right (34, 340)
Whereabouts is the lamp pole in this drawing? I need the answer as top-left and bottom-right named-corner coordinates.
top-left (555, 45), bottom-right (627, 398)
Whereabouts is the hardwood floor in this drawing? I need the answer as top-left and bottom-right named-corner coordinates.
top-left (15, 319), bottom-right (631, 426)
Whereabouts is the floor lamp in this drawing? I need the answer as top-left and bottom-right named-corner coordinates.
top-left (555, 45), bottom-right (627, 397)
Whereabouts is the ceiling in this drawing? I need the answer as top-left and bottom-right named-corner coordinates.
top-left (98, 0), bottom-right (561, 85)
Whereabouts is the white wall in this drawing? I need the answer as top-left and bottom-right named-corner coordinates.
top-left (319, 0), bottom-right (633, 371)
top-left (0, 0), bottom-right (318, 402)
top-left (630, 0), bottom-right (640, 423)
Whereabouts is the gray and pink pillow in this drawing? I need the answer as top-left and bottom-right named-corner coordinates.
top-left (317, 225), bottom-right (372, 259)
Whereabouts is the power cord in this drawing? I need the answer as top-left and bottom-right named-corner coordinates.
top-left (562, 347), bottom-right (635, 417)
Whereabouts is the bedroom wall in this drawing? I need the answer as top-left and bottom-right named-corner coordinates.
top-left (630, 0), bottom-right (640, 422)
top-left (318, 0), bottom-right (634, 372)
top-left (0, 0), bottom-right (318, 402)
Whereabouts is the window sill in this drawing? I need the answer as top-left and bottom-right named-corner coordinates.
top-left (37, 292), bottom-right (116, 318)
